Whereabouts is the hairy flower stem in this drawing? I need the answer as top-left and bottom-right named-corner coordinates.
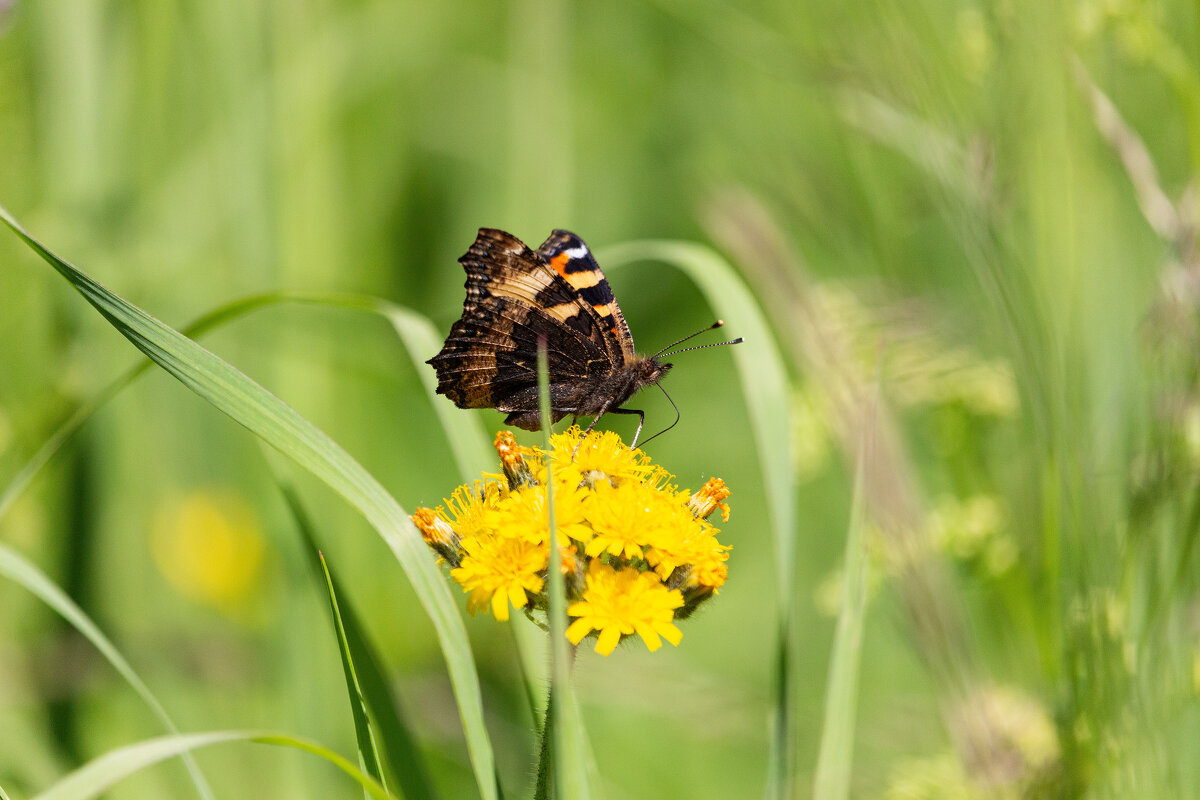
top-left (534, 690), bottom-right (555, 800)
top-left (533, 646), bottom-right (578, 800)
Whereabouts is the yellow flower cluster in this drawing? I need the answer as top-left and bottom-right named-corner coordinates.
top-left (411, 427), bottom-right (732, 655)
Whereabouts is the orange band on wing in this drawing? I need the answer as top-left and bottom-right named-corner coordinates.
top-left (592, 303), bottom-right (621, 335)
top-left (564, 270), bottom-right (602, 290)
top-left (549, 253), bottom-right (570, 277)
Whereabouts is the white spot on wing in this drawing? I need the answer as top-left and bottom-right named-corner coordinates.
top-left (563, 245), bottom-right (588, 259)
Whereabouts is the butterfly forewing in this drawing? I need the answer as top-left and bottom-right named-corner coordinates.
top-left (459, 229), bottom-right (616, 358)
top-left (536, 230), bottom-right (636, 363)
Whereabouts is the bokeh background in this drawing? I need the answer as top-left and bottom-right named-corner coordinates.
top-left (2, 0), bottom-right (1199, 797)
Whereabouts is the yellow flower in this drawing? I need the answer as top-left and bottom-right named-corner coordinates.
top-left (688, 477), bottom-right (732, 522)
top-left (451, 534), bottom-right (547, 621)
top-left (414, 426), bottom-right (732, 654)
top-left (482, 482), bottom-right (593, 546)
top-left (689, 547), bottom-right (730, 591)
top-left (151, 490), bottom-right (268, 620)
top-left (494, 431), bottom-right (535, 488)
top-left (548, 427), bottom-right (656, 483)
top-left (644, 510), bottom-right (725, 583)
top-left (582, 479), bottom-right (675, 560)
top-left (443, 481), bottom-right (502, 541)
top-left (411, 507), bottom-right (460, 566)
top-left (566, 562), bottom-right (684, 655)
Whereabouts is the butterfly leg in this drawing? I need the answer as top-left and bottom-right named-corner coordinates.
top-left (607, 406), bottom-right (646, 449)
top-left (569, 399), bottom-right (624, 460)
top-left (571, 412), bottom-right (604, 460)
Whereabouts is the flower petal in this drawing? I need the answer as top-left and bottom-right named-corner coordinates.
top-left (595, 626), bottom-right (622, 656)
top-left (566, 618), bottom-right (593, 645)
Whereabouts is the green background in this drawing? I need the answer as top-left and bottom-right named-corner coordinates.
top-left (1, 0), bottom-right (1198, 797)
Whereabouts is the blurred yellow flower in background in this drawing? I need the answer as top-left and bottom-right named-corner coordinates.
top-left (412, 427), bottom-right (732, 655)
top-left (151, 489), bottom-right (268, 620)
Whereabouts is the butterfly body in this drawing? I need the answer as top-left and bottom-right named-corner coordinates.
top-left (428, 228), bottom-right (670, 439)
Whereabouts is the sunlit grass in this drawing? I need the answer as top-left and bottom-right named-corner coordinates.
top-left (3, 0), bottom-right (1200, 797)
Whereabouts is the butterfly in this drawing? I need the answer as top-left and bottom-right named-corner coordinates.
top-left (427, 228), bottom-right (739, 446)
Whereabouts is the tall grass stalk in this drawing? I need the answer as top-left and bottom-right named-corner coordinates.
top-left (535, 339), bottom-right (590, 800)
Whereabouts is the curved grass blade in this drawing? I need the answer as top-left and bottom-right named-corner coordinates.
top-left (0, 780), bottom-right (10, 800)
top-left (381, 305), bottom-right (543, 720)
top-left (0, 291), bottom-right (491, 526)
top-left (0, 281), bottom-right (523, 763)
top-left (0, 542), bottom-right (215, 800)
top-left (318, 549), bottom-right (388, 795)
top-left (812, 431), bottom-right (870, 800)
top-left (601, 241), bottom-right (796, 797)
top-left (0, 206), bottom-right (497, 800)
top-left (280, 484), bottom-right (439, 800)
top-left (31, 730), bottom-right (390, 800)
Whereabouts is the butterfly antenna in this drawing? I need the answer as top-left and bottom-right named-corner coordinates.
top-left (658, 336), bottom-right (745, 359)
top-left (651, 320), bottom-right (731, 359)
top-left (636, 383), bottom-right (681, 448)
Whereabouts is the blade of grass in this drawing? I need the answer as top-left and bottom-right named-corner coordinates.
top-left (0, 206), bottom-right (497, 800)
top-left (280, 483), bottom-right (439, 800)
top-left (0, 542), bottom-right (214, 800)
top-left (0, 291), bottom-right (493, 526)
top-left (31, 730), bottom-right (390, 800)
top-left (812, 417), bottom-right (871, 800)
top-left (317, 549), bottom-right (388, 796)
top-left (602, 240), bottom-right (795, 798)
top-left (534, 340), bottom-right (590, 800)
top-left (0, 291), bottom-right (325, 524)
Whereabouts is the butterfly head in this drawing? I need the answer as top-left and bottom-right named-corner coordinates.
top-left (632, 355), bottom-right (672, 390)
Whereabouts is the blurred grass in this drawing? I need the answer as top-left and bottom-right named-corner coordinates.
top-left (2, 0), bottom-right (1200, 798)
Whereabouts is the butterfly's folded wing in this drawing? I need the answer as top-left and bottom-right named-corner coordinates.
top-left (428, 295), bottom-right (606, 410)
top-left (536, 229), bottom-right (637, 363)
top-left (429, 228), bottom-right (638, 427)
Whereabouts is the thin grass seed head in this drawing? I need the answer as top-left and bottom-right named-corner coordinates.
top-left (410, 427), bottom-right (732, 655)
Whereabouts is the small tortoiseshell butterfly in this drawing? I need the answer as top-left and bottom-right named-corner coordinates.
top-left (428, 228), bottom-right (740, 446)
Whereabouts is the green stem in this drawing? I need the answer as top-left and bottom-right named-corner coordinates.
top-left (534, 688), bottom-right (555, 800)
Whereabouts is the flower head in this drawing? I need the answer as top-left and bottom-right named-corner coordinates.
top-left (688, 477), bottom-right (732, 522)
top-left (566, 562), bottom-right (684, 655)
top-left (411, 506), bottom-right (461, 566)
top-left (494, 431), bottom-right (535, 488)
top-left (411, 426), bottom-right (733, 655)
top-left (451, 533), bottom-right (546, 621)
